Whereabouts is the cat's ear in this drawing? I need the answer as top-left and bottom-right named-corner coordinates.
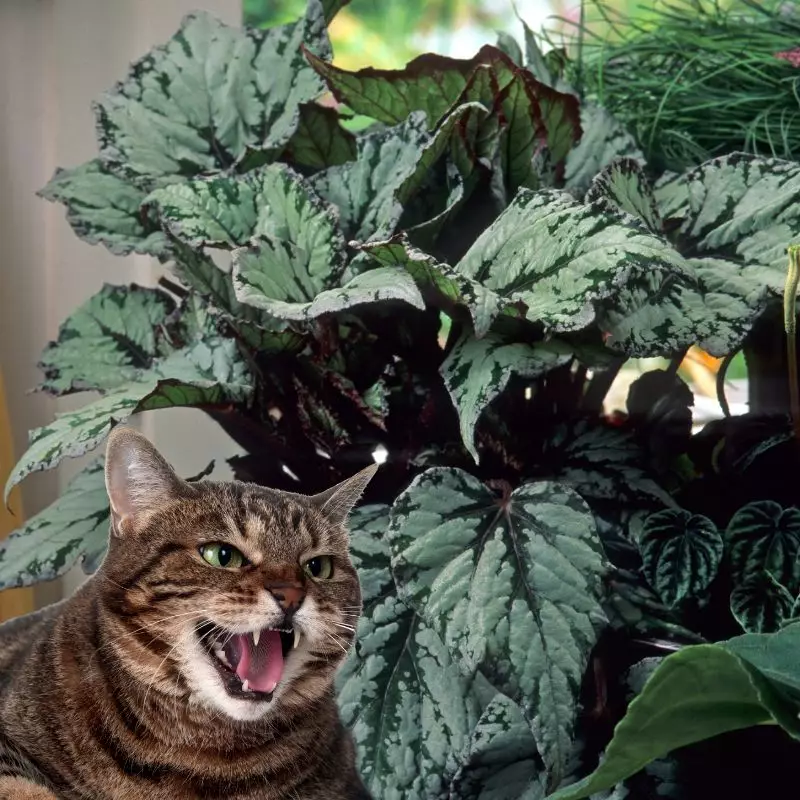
top-left (104, 427), bottom-right (189, 536)
top-left (310, 464), bottom-right (379, 527)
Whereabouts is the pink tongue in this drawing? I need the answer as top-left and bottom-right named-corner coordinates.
top-left (229, 631), bottom-right (284, 694)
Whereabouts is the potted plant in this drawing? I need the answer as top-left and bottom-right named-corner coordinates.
top-left (4, 1), bottom-right (800, 796)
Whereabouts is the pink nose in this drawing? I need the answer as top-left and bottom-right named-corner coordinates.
top-left (266, 583), bottom-right (305, 613)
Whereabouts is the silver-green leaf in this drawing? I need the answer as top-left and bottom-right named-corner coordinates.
top-left (389, 468), bottom-right (607, 782)
top-left (5, 338), bottom-right (253, 499)
top-left (38, 284), bottom-right (176, 395)
top-left (454, 188), bottom-right (690, 336)
top-left (639, 509), bottom-right (723, 608)
top-left (94, 3), bottom-right (331, 188)
top-left (585, 158), bottom-right (661, 234)
top-left (730, 572), bottom-right (795, 634)
top-left (0, 459), bottom-right (109, 590)
top-left (441, 332), bottom-right (572, 462)
top-left (38, 160), bottom-right (169, 257)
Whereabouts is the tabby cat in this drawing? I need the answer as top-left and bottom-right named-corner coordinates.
top-left (0, 427), bottom-right (377, 799)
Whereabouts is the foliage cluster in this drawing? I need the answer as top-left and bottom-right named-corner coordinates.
top-left (5, 1), bottom-right (800, 796)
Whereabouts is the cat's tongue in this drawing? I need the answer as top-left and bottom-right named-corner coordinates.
top-left (224, 630), bottom-right (284, 694)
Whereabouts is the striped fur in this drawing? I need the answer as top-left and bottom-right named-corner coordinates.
top-left (0, 430), bottom-right (373, 799)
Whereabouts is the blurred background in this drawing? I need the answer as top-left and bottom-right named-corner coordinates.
top-left (0, 0), bottom-right (749, 614)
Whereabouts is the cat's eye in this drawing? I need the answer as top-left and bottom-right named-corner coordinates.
top-left (303, 555), bottom-right (333, 580)
top-left (199, 543), bottom-right (248, 570)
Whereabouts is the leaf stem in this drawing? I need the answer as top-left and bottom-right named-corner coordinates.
top-left (784, 246), bottom-right (800, 438)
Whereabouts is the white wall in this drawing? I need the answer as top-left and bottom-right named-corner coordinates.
top-left (0, 0), bottom-right (243, 604)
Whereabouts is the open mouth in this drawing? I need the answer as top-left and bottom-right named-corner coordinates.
top-left (197, 622), bottom-right (299, 702)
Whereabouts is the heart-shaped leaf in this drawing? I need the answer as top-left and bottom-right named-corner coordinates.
top-left (95, 2), bottom-right (331, 188)
top-left (38, 160), bottom-right (169, 257)
top-left (338, 505), bottom-right (485, 800)
top-left (389, 468), bottom-right (607, 781)
top-left (441, 331), bottom-right (572, 462)
top-left (731, 572), bottom-right (795, 634)
top-left (639, 509), bottom-right (723, 607)
top-left (727, 501), bottom-right (800, 593)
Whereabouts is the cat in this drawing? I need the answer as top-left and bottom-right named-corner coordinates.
top-left (0, 427), bottom-right (377, 799)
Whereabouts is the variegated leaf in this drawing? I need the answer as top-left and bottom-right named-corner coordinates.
top-left (0, 459), bottom-right (109, 590)
top-left (727, 501), bottom-right (800, 594)
top-left (597, 255), bottom-right (769, 357)
top-left (38, 284), bottom-right (176, 395)
top-left (454, 188), bottom-right (690, 336)
top-left (639, 509), bottom-right (723, 608)
top-left (281, 102), bottom-right (357, 169)
top-left (5, 339), bottom-right (253, 499)
top-left (233, 247), bottom-right (424, 321)
top-left (389, 469), bottom-right (607, 781)
top-left (447, 694), bottom-right (547, 800)
top-left (38, 160), bottom-right (169, 257)
top-left (94, 2), bottom-right (331, 188)
top-left (544, 422), bottom-right (674, 508)
top-left (564, 104), bottom-right (644, 194)
top-left (655, 153), bottom-right (800, 293)
top-left (311, 113), bottom-right (430, 241)
top-left (585, 158), bottom-right (661, 234)
top-left (338, 505), bottom-right (484, 800)
top-left (730, 572), bottom-right (794, 634)
top-left (441, 332), bottom-right (572, 462)
top-left (146, 164), bottom-right (345, 266)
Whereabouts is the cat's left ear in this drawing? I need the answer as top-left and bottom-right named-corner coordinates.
top-left (310, 464), bottom-right (379, 527)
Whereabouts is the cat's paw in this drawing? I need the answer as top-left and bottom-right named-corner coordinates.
top-left (0, 777), bottom-right (59, 800)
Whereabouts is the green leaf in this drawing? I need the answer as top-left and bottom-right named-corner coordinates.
top-left (233, 248), bottom-right (424, 321)
top-left (441, 332), bottom-right (572, 462)
top-left (545, 645), bottom-right (784, 800)
top-left (338, 505), bottom-right (484, 800)
top-left (545, 423), bottom-right (675, 508)
top-left (585, 158), bottom-right (661, 234)
top-left (597, 255), bottom-right (768, 358)
top-left (0, 460), bottom-right (109, 589)
top-left (38, 284), bottom-right (176, 395)
top-left (496, 32), bottom-right (523, 65)
top-left (38, 160), bottom-right (169, 257)
top-left (639, 509), bottom-right (723, 607)
top-left (727, 501), bottom-right (800, 593)
top-left (5, 339), bottom-right (252, 499)
top-left (305, 47), bottom-right (492, 129)
top-left (281, 102), bottom-right (357, 169)
top-left (147, 163), bottom-right (345, 256)
top-left (454, 188), bottom-right (690, 336)
top-left (656, 153), bottom-right (800, 293)
top-left (731, 572), bottom-right (795, 634)
top-left (447, 694), bottom-right (547, 800)
top-left (564, 104), bottom-right (644, 194)
top-left (389, 469), bottom-right (607, 781)
top-left (94, 3), bottom-right (331, 188)
top-left (311, 112), bottom-right (431, 241)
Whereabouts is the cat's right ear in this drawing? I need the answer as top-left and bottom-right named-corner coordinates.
top-left (104, 427), bottom-right (189, 536)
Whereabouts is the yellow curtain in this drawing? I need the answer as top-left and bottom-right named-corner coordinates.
top-left (0, 368), bottom-right (34, 621)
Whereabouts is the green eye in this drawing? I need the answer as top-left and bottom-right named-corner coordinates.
top-left (199, 543), bottom-right (247, 569)
top-left (304, 555), bottom-right (333, 580)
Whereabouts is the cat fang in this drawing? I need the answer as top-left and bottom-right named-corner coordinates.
top-left (198, 622), bottom-right (301, 701)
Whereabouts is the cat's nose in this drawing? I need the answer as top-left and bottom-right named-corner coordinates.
top-left (265, 583), bottom-right (305, 616)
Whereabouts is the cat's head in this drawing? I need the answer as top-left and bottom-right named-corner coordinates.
top-left (99, 427), bottom-right (376, 723)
